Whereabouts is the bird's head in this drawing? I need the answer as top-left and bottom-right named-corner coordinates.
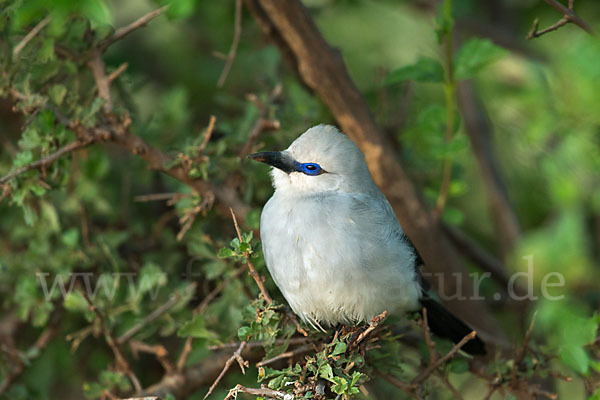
top-left (249, 125), bottom-right (374, 194)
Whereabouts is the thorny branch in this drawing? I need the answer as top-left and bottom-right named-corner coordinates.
top-left (216, 0), bottom-right (243, 87)
top-left (0, 308), bottom-right (61, 396)
top-left (98, 6), bottom-right (170, 51)
top-left (528, 0), bottom-right (594, 39)
top-left (225, 384), bottom-right (291, 400)
top-left (117, 292), bottom-right (182, 345)
top-left (230, 208), bottom-right (273, 304)
top-left (203, 341), bottom-right (248, 400)
top-left (12, 15), bottom-right (51, 58)
top-left (82, 292), bottom-right (143, 394)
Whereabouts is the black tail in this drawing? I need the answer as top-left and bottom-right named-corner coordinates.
top-left (419, 296), bottom-right (486, 356)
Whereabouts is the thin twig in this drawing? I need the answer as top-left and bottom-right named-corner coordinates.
top-left (412, 331), bottom-right (477, 385)
top-left (134, 192), bottom-right (185, 202)
top-left (0, 139), bottom-right (94, 184)
top-left (217, 0), bottom-right (243, 87)
top-left (225, 384), bottom-right (291, 400)
top-left (195, 265), bottom-right (247, 315)
top-left (117, 293), bottom-right (181, 344)
top-left (256, 343), bottom-right (314, 367)
top-left (107, 62), bottom-right (129, 83)
top-left (208, 337), bottom-right (310, 351)
top-left (82, 292), bottom-right (142, 394)
top-left (129, 339), bottom-right (174, 374)
top-left (12, 16), bottom-right (51, 58)
top-left (377, 373), bottom-right (422, 400)
top-left (419, 308), bottom-right (437, 366)
top-left (238, 87), bottom-right (282, 157)
top-left (198, 115), bottom-right (217, 154)
top-left (528, 0), bottom-right (594, 39)
top-left (0, 309), bottom-right (61, 396)
top-left (351, 311), bottom-right (387, 349)
top-left (511, 313), bottom-right (537, 384)
top-left (204, 341), bottom-right (248, 399)
top-left (230, 208), bottom-right (273, 303)
top-left (88, 51), bottom-right (112, 112)
top-left (434, 3), bottom-right (456, 218)
top-left (98, 6), bottom-right (170, 51)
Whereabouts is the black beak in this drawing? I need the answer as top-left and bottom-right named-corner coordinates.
top-left (248, 151), bottom-right (296, 174)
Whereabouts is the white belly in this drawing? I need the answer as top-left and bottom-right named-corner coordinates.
top-left (260, 191), bottom-right (420, 326)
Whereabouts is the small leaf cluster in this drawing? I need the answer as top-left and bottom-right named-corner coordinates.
top-left (218, 231), bottom-right (256, 263)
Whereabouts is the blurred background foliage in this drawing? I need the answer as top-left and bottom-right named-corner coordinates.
top-left (0, 0), bottom-right (599, 399)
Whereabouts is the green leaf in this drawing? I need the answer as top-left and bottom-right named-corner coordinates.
top-left (455, 38), bottom-right (507, 80)
top-left (448, 357), bottom-right (469, 374)
top-left (330, 341), bottom-right (347, 357)
top-left (317, 363), bottom-right (334, 381)
top-left (18, 127), bottom-right (41, 150)
top-left (62, 228), bottom-right (80, 247)
top-left (38, 38), bottom-right (55, 62)
top-left (22, 203), bottom-right (37, 226)
top-left (560, 344), bottom-right (589, 375)
top-left (217, 247), bottom-right (234, 258)
top-left (178, 315), bottom-right (218, 340)
top-left (238, 325), bottom-right (253, 341)
top-left (64, 291), bottom-right (89, 313)
top-left (81, 0), bottom-right (113, 27)
top-left (49, 84), bottom-right (67, 105)
top-left (385, 57), bottom-right (444, 84)
top-left (15, 276), bottom-right (38, 321)
top-left (242, 231), bottom-right (253, 243)
top-left (13, 150), bottom-right (34, 168)
top-left (164, 0), bottom-right (196, 18)
top-left (330, 377), bottom-right (348, 395)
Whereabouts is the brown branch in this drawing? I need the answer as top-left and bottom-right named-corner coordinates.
top-left (441, 223), bottom-right (527, 297)
top-left (528, 0), bottom-right (594, 39)
top-left (244, 0), bottom-right (503, 339)
top-left (82, 292), bottom-right (142, 394)
top-left (0, 137), bottom-right (96, 185)
top-left (107, 62), bottom-right (129, 83)
top-left (129, 340), bottom-right (174, 375)
top-left (225, 384), bottom-right (290, 400)
top-left (134, 192), bottom-right (186, 203)
top-left (255, 343), bottom-right (314, 367)
top-left (12, 15), bottom-right (51, 58)
top-left (117, 292), bottom-right (182, 345)
top-left (208, 337), bottom-right (310, 351)
top-left (230, 208), bottom-right (273, 303)
top-left (412, 331), bottom-right (477, 385)
top-left (456, 80), bottom-right (520, 255)
top-left (195, 264), bottom-right (247, 315)
top-left (204, 341), bottom-right (248, 400)
top-left (511, 313), bottom-right (537, 385)
top-left (419, 308), bottom-right (437, 366)
top-left (377, 373), bottom-right (423, 400)
top-left (0, 309), bottom-right (61, 396)
top-left (217, 0), bottom-right (243, 88)
top-left (350, 310), bottom-right (387, 350)
top-left (198, 115), bottom-right (217, 154)
top-left (238, 86), bottom-right (282, 157)
top-left (88, 51), bottom-right (113, 112)
top-left (98, 6), bottom-right (169, 52)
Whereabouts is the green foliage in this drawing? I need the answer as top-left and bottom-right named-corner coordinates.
top-left (385, 57), bottom-right (444, 84)
top-left (454, 38), bottom-right (508, 80)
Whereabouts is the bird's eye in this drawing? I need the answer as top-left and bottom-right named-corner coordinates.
top-left (296, 162), bottom-right (324, 176)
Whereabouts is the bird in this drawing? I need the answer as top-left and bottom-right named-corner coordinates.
top-left (249, 124), bottom-right (486, 355)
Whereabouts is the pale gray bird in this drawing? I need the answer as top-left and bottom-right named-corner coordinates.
top-left (249, 125), bottom-right (485, 355)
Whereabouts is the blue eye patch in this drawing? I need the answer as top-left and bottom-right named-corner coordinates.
top-left (294, 162), bottom-right (325, 176)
